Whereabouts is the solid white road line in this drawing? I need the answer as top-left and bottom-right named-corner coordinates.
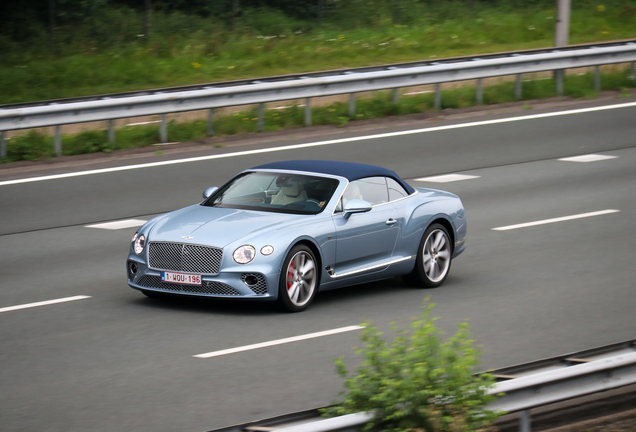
top-left (415, 174), bottom-right (480, 183)
top-left (85, 219), bottom-right (147, 230)
top-left (492, 209), bottom-right (620, 231)
top-left (194, 325), bottom-right (363, 359)
top-left (558, 154), bottom-right (618, 163)
top-left (0, 295), bottom-right (91, 313)
top-left (2, 101), bottom-right (636, 188)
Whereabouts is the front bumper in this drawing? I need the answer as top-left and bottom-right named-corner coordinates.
top-left (127, 258), bottom-right (279, 300)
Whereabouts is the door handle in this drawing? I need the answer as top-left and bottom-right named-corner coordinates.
top-left (386, 218), bottom-right (397, 226)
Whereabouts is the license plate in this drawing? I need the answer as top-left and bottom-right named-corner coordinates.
top-left (161, 271), bottom-right (202, 286)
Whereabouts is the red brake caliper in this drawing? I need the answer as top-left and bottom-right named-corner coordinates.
top-left (287, 261), bottom-right (294, 290)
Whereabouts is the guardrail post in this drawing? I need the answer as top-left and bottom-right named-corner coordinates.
top-left (160, 114), bottom-right (168, 143)
top-left (207, 109), bottom-right (214, 136)
top-left (349, 93), bottom-right (356, 116)
top-left (476, 78), bottom-right (483, 105)
top-left (54, 125), bottom-right (62, 156)
top-left (108, 120), bottom-right (115, 144)
top-left (555, 70), bottom-right (564, 96)
top-left (631, 62), bottom-right (635, 80)
top-left (0, 131), bottom-right (6, 158)
top-left (515, 74), bottom-right (523, 100)
top-left (519, 410), bottom-right (531, 432)
top-left (434, 83), bottom-right (442, 110)
top-left (392, 88), bottom-right (399, 104)
top-left (304, 98), bottom-right (312, 127)
top-left (594, 66), bottom-right (601, 92)
top-left (258, 103), bottom-right (265, 132)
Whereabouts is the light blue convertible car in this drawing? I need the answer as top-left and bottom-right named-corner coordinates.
top-left (127, 160), bottom-right (466, 311)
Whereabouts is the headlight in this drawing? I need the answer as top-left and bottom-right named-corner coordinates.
top-left (132, 232), bottom-right (138, 243)
top-left (134, 234), bottom-right (146, 254)
top-left (233, 245), bottom-right (256, 264)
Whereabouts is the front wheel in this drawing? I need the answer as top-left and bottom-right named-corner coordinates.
top-left (278, 245), bottom-right (318, 312)
top-left (407, 223), bottom-right (453, 288)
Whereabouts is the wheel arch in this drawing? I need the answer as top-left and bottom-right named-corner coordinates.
top-left (291, 239), bottom-right (323, 283)
top-left (428, 217), bottom-right (455, 255)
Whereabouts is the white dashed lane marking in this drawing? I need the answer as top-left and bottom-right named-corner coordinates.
top-left (0, 295), bottom-right (91, 313)
top-left (85, 219), bottom-right (147, 230)
top-left (492, 210), bottom-right (620, 231)
top-left (194, 325), bottom-right (363, 359)
top-left (558, 154), bottom-right (618, 163)
top-left (415, 174), bottom-right (480, 183)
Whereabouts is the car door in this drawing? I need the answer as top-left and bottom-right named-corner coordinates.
top-left (332, 177), bottom-right (401, 276)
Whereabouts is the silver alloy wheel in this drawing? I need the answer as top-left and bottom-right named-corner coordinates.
top-left (422, 229), bottom-right (451, 283)
top-left (285, 251), bottom-right (317, 307)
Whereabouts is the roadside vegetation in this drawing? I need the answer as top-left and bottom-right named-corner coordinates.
top-left (1, 0), bottom-right (635, 162)
top-left (322, 302), bottom-right (500, 432)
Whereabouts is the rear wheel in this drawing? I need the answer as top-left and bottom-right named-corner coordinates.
top-left (407, 223), bottom-right (452, 288)
top-left (278, 245), bottom-right (318, 312)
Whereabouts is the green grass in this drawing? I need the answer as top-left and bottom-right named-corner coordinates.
top-left (3, 67), bottom-right (634, 163)
top-left (1, 1), bottom-right (635, 104)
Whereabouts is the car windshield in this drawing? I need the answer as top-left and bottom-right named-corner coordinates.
top-left (203, 171), bottom-right (340, 215)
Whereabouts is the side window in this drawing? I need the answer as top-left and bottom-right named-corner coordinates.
top-left (387, 177), bottom-right (408, 201)
top-left (347, 177), bottom-right (389, 206)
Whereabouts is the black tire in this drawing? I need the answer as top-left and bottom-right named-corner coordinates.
top-left (278, 245), bottom-right (319, 312)
top-left (406, 223), bottom-right (453, 288)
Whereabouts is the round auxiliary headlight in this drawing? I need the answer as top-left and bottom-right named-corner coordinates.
top-left (233, 245), bottom-right (256, 264)
top-left (134, 234), bottom-right (146, 254)
top-left (260, 245), bottom-right (274, 256)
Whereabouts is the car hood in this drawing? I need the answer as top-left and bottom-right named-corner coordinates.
top-left (148, 205), bottom-right (301, 247)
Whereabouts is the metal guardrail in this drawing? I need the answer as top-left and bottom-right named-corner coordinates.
top-left (1, 43), bottom-right (636, 158)
top-left (213, 340), bottom-right (636, 432)
top-left (2, 39), bottom-right (634, 111)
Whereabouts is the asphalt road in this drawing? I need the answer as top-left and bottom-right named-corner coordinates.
top-left (1, 98), bottom-right (635, 431)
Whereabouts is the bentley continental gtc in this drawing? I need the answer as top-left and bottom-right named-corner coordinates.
top-left (127, 160), bottom-right (466, 312)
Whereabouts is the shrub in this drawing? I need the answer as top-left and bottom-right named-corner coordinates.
top-left (323, 303), bottom-right (501, 432)
top-left (5, 131), bottom-right (54, 162)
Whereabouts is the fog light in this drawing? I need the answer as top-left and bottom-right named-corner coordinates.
top-left (128, 261), bottom-right (138, 280)
top-left (243, 275), bottom-right (258, 287)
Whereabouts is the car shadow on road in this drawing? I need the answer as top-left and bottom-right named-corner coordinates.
top-left (126, 276), bottom-right (449, 315)
top-left (128, 292), bottom-right (282, 316)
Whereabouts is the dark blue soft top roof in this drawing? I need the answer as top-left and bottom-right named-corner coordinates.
top-left (252, 160), bottom-right (415, 194)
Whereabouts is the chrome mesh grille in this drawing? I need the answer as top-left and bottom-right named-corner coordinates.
top-left (148, 242), bottom-right (223, 274)
top-left (241, 273), bottom-right (268, 295)
top-left (137, 275), bottom-right (240, 296)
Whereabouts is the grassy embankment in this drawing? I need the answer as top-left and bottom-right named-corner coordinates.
top-left (1, 1), bottom-right (635, 163)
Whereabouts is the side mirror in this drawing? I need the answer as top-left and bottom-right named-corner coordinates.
top-left (343, 199), bottom-right (372, 219)
top-left (202, 186), bottom-right (218, 199)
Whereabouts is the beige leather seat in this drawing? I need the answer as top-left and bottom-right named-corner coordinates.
top-left (271, 180), bottom-right (308, 205)
top-left (342, 182), bottom-right (363, 206)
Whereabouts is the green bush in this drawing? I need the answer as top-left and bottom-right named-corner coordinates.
top-left (63, 130), bottom-right (111, 155)
top-left (323, 303), bottom-right (501, 432)
top-left (5, 131), bottom-right (54, 162)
